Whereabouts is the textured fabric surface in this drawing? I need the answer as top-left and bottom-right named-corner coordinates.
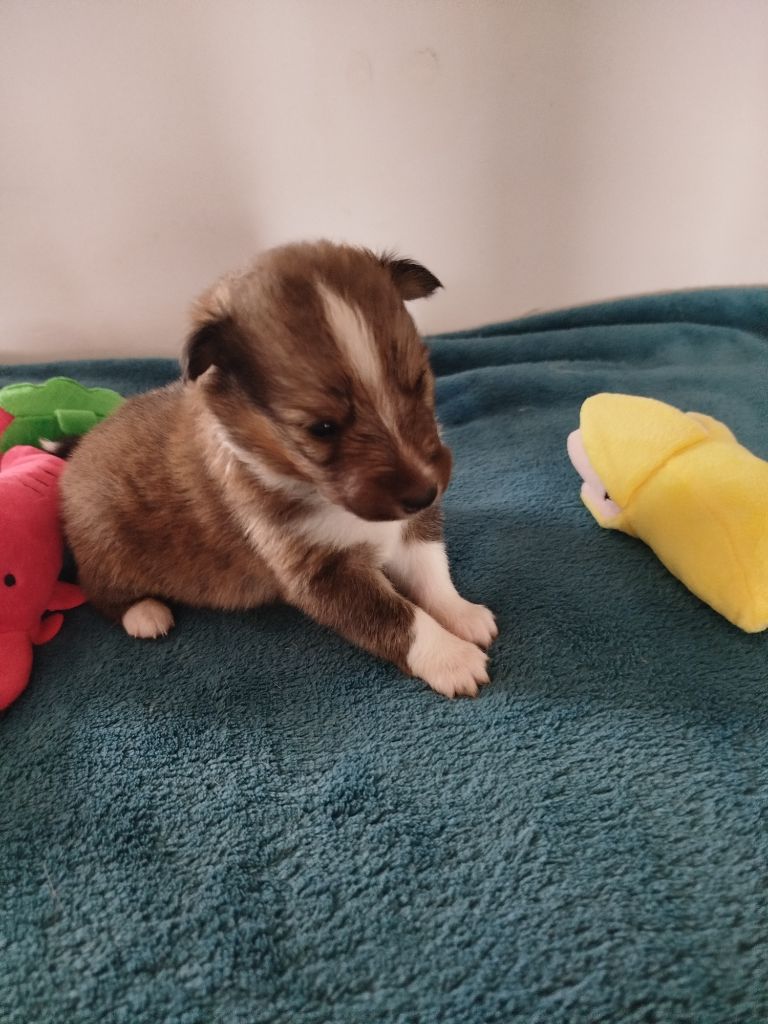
top-left (2, 288), bottom-right (767, 1024)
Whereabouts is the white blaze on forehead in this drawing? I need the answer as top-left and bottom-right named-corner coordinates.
top-left (317, 281), bottom-right (382, 388)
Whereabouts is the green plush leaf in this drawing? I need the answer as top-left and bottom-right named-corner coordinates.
top-left (0, 376), bottom-right (123, 450)
top-left (55, 409), bottom-right (99, 433)
top-left (0, 416), bottom-right (55, 450)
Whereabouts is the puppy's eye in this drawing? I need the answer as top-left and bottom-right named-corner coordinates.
top-left (308, 420), bottom-right (340, 439)
top-left (4, 573), bottom-right (16, 587)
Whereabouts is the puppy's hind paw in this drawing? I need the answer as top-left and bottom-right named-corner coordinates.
top-left (122, 599), bottom-right (175, 639)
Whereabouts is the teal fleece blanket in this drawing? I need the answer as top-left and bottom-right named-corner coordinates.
top-left (2, 288), bottom-right (767, 1023)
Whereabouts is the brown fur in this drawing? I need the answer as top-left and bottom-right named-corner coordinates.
top-left (182, 241), bottom-right (451, 521)
top-left (60, 242), bottom-right (461, 671)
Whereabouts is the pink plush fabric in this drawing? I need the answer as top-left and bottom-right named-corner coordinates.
top-left (0, 444), bottom-right (85, 710)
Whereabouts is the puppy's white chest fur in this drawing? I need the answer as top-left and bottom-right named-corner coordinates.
top-left (298, 505), bottom-right (404, 565)
top-left (204, 412), bottom-right (405, 566)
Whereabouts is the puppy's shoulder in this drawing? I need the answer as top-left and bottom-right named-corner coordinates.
top-left (65, 380), bottom-right (187, 483)
top-left (70, 381), bottom-right (181, 451)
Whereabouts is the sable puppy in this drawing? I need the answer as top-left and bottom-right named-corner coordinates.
top-left (60, 241), bottom-right (497, 697)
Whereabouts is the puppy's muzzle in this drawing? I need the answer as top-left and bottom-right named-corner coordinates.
top-left (399, 484), bottom-right (438, 515)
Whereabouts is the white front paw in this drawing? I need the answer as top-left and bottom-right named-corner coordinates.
top-left (407, 609), bottom-right (490, 698)
top-left (436, 598), bottom-right (498, 648)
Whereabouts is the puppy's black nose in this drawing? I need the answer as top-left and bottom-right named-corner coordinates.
top-left (400, 484), bottom-right (438, 515)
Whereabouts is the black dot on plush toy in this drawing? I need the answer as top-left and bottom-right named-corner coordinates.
top-left (4, 573), bottom-right (16, 587)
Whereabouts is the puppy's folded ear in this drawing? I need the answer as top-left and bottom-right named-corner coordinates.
top-left (378, 251), bottom-right (443, 300)
top-left (181, 279), bottom-right (250, 382)
top-left (181, 315), bottom-right (246, 382)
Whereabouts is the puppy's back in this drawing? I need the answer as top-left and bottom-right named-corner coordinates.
top-left (62, 383), bottom-right (185, 522)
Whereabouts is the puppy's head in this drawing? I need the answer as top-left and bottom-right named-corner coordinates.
top-left (183, 241), bottom-right (452, 521)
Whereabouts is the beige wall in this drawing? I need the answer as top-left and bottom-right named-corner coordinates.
top-left (1, 0), bottom-right (767, 363)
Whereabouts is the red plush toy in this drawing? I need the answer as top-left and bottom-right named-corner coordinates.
top-left (0, 410), bottom-right (85, 710)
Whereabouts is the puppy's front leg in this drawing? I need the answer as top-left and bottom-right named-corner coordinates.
top-left (386, 511), bottom-right (498, 649)
top-left (281, 548), bottom-right (489, 698)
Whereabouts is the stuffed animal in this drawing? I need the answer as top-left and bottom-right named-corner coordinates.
top-left (0, 376), bottom-right (125, 709)
top-left (0, 441), bottom-right (86, 710)
top-left (0, 376), bottom-right (123, 452)
top-left (568, 393), bottom-right (768, 633)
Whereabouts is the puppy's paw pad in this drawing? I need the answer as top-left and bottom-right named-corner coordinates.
top-left (441, 599), bottom-right (498, 648)
top-left (407, 610), bottom-right (490, 699)
top-left (122, 599), bottom-right (175, 639)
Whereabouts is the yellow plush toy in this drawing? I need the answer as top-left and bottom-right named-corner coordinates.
top-left (567, 393), bottom-right (768, 633)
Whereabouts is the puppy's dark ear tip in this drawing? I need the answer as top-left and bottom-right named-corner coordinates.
top-left (181, 315), bottom-right (242, 383)
top-left (181, 278), bottom-right (237, 382)
top-left (378, 251), bottom-right (443, 300)
top-left (181, 320), bottom-right (217, 382)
